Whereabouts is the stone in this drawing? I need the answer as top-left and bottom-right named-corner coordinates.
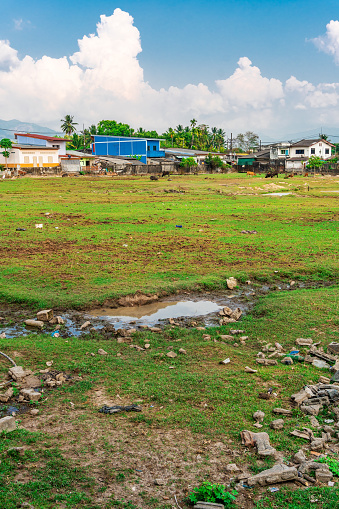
top-left (30, 409), bottom-right (39, 416)
top-left (230, 308), bottom-right (242, 321)
top-left (319, 376), bottom-right (331, 384)
top-left (8, 366), bottom-right (32, 381)
top-left (144, 343), bottom-right (150, 349)
top-left (241, 430), bottom-right (276, 457)
top-left (220, 358), bottom-right (230, 365)
top-left (270, 419), bottom-right (284, 430)
top-left (98, 349), bottom-right (108, 355)
top-left (273, 408), bottom-right (292, 416)
top-left (226, 277), bottom-right (237, 290)
top-left (20, 388), bottom-right (42, 402)
top-left (21, 375), bottom-right (41, 388)
top-left (0, 416), bottom-right (16, 432)
top-left (253, 410), bottom-right (265, 425)
top-left (245, 366), bottom-right (257, 373)
top-left (245, 463), bottom-right (298, 487)
top-left (150, 327), bottom-right (162, 333)
top-left (312, 359), bottom-right (330, 369)
top-left (309, 415), bottom-right (321, 427)
top-left (293, 450), bottom-right (306, 464)
top-left (300, 405), bottom-right (322, 416)
top-left (315, 469), bottom-right (333, 483)
top-left (194, 503), bottom-right (225, 509)
top-left (25, 320), bottom-right (44, 329)
top-left (327, 342), bottom-right (339, 355)
top-left (296, 338), bottom-right (313, 346)
top-left (80, 321), bottom-right (91, 330)
top-left (222, 306), bottom-right (233, 316)
top-left (226, 463), bottom-right (240, 472)
top-left (256, 358), bottom-right (278, 366)
top-left (291, 389), bottom-right (309, 406)
top-left (126, 328), bottom-right (137, 335)
top-left (49, 315), bottom-right (64, 325)
top-left (178, 348), bottom-right (186, 354)
top-left (281, 357), bottom-right (293, 365)
top-left (304, 355), bottom-right (314, 363)
top-left (219, 335), bottom-right (233, 340)
top-left (331, 370), bottom-right (339, 383)
top-left (167, 351), bottom-right (177, 358)
top-left (309, 438), bottom-right (325, 451)
top-left (0, 387), bottom-right (13, 402)
top-left (230, 329), bottom-right (244, 334)
top-left (37, 309), bottom-right (53, 322)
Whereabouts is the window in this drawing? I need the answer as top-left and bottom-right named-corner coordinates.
top-left (147, 146), bottom-right (150, 151)
top-left (325, 148), bottom-right (330, 154)
top-left (24, 156), bottom-right (29, 163)
top-left (153, 146), bottom-right (156, 151)
top-left (280, 149), bottom-right (286, 155)
top-left (48, 156), bottom-right (53, 163)
top-left (52, 144), bottom-right (60, 149)
top-left (311, 148), bottom-right (315, 154)
top-left (296, 149), bottom-right (304, 155)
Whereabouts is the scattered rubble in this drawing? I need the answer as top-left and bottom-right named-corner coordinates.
top-left (241, 430), bottom-right (277, 457)
top-left (245, 463), bottom-right (298, 487)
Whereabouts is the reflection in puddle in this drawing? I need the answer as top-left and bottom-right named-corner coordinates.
top-left (87, 300), bottom-right (223, 327)
top-left (262, 192), bottom-right (292, 197)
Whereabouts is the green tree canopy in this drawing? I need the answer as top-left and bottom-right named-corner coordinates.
top-left (60, 115), bottom-right (78, 136)
top-left (0, 138), bottom-right (12, 170)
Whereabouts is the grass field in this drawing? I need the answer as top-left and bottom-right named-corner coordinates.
top-left (1, 174), bottom-right (339, 508)
top-left (0, 173), bottom-right (338, 308)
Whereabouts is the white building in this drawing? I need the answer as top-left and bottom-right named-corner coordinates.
top-left (285, 138), bottom-right (334, 172)
top-left (0, 144), bottom-right (59, 170)
top-left (14, 133), bottom-right (69, 156)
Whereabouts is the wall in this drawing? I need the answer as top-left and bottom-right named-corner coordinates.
top-left (61, 159), bottom-right (80, 172)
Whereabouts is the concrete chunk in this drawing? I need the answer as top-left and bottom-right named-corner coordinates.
top-left (0, 416), bottom-right (16, 432)
top-left (246, 463), bottom-right (298, 487)
top-left (37, 309), bottom-right (53, 322)
top-left (8, 366), bottom-right (32, 381)
top-left (0, 387), bottom-right (13, 402)
top-left (296, 338), bottom-right (313, 346)
top-left (20, 388), bottom-right (42, 402)
top-left (25, 320), bottom-right (44, 329)
top-left (270, 419), bottom-right (284, 430)
top-left (194, 503), bottom-right (225, 509)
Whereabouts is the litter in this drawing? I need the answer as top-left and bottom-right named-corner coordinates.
top-left (16, 228), bottom-right (26, 231)
top-left (268, 487), bottom-right (279, 493)
top-left (51, 331), bottom-right (60, 338)
top-left (99, 404), bottom-right (142, 414)
top-left (175, 225), bottom-right (182, 228)
top-left (35, 224), bottom-right (43, 228)
top-left (220, 358), bottom-right (230, 365)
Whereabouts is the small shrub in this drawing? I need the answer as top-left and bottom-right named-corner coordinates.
top-left (317, 457), bottom-right (339, 476)
top-left (187, 481), bottom-right (237, 507)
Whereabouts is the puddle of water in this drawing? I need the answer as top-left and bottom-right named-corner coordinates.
top-left (86, 300), bottom-right (223, 327)
top-left (262, 192), bottom-right (292, 197)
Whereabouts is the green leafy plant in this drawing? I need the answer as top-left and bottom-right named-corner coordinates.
top-left (187, 481), bottom-right (237, 506)
top-left (317, 457), bottom-right (339, 476)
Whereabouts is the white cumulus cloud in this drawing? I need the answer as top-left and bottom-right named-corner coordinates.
top-left (0, 11), bottom-right (339, 137)
top-left (312, 20), bottom-right (339, 64)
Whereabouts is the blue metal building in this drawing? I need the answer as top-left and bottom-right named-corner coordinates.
top-left (91, 135), bottom-right (165, 164)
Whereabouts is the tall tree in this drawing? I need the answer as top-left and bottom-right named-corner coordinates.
top-left (0, 138), bottom-right (12, 171)
top-left (60, 115), bottom-right (78, 136)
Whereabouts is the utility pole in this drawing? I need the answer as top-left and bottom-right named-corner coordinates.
top-left (83, 123), bottom-right (85, 153)
top-left (230, 133), bottom-right (233, 151)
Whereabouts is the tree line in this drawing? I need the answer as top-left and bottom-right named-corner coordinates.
top-left (60, 115), bottom-right (259, 153)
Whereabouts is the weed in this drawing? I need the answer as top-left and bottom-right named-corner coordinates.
top-left (187, 481), bottom-right (237, 506)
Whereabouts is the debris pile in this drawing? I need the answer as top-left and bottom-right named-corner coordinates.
top-left (219, 306), bottom-right (242, 326)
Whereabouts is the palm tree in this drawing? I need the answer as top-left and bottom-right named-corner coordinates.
top-left (217, 129), bottom-right (226, 151)
top-left (60, 115), bottom-right (78, 136)
top-left (190, 119), bottom-right (197, 148)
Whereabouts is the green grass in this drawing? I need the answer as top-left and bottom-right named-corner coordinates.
top-left (0, 174), bottom-right (338, 307)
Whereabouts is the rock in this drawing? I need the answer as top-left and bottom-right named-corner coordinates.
top-left (309, 415), bottom-right (321, 427)
top-left (331, 370), bottom-right (339, 382)
top-left (126, 328), bottom-right (137, 335)
top-left (233, 343), bottom-right (239, 347)
top-left (327, 342), bottom-right (339, 355)
top-left (226, 277), bottom-right (237, 290)
top-left (296, 338), bottom-right (313, 346)
top-left (253, 410), bottom-right (265, 425)
top-left (0, 416), bottom-right (16, 432)
top-left (291, 389), bottom-right (309, 406)
top-left (20, 504), bottom-right (35, 509)
top-left (273, 408), bottom-right (292, 416)
top-left (150, 327), bottom-right (162, 333)
top-left (203, 334), bottom-right (211, 340)
top-left (245, 463), bottom-right (298, 487)
top-left (293, 450), bottom-right (306, 464)
top-left (154, 478), bottom-right (166, 486)
top-left (304, 354), bottom-right (314, 363)
top-left (226, 463), bottom-right (240, 472)
top-left (166, 351), bottom-right (177, 358)
top-left (315, 469), bottom-right (333, 483)
top-left (25, 320), bottom-right (44, 329)
top-left (0, 387), bottom-right (13, 403)
top-left (319, 376), bottom-right (331, 384)
top-left (0, 332), bottom-right (6, 339)
top-left (220, 358), bottom-right (230, 365)
top-left (270, 419), bottom-right (284, 430)
top-left (37, 309), bottom-right (53, 322)
top-left (194, 503), bottom-right (225, 509)
top-left (281, 357), bottom-right (293, 365)
top-left (240, 430), bottom-right (276, 457)
top-left (8, 366), bottom-right (32, 381)
top-left (21, 375), bottom-right (41, 388)
top-left (300, 405), bottom-right (322, 416)
top-left (230, 308), bottom-right (242, 321)
top-left (30, 409), bottom-right (39, 416)
top-left (222, 306), bottom-right (233, 316)
top-left (310, 438), bottom-right (325, 451)
top-left (20, 388), bottom-right (42, 402)
top-left (144, 344), bottom-right (150, 349)
top-left (312, 359), bottom-right (330, 369)
top-left (257, 352), bottom-right (265, 358)
top-left (219, 317), bottom-right (236, 325)
top-left (178, 348), bottom-right (186, 354)
top-left (80, 321), bottom-right (91, 330)
top-left (49, 315), bottom-right (64, 325)
top-left (256, 358), bottom-right (278, 366)
top-left (98, 349), bottom-right (108, 355)
top-left (230, 329), bottom-right (244, 334)
top-left (219, 335), bottom-right (233, 340)
top-left (46, 361), bottom-right (53, 367)
top-left (245, 366), bottom-right (257, 373)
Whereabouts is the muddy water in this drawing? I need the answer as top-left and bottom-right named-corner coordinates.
top-left (87, 300), bottom-right (223, 328)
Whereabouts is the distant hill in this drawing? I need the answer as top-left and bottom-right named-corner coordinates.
top-left (276, 127), bottom-right (339, 144)
top-left (0, 119), bottom-right (61, 140)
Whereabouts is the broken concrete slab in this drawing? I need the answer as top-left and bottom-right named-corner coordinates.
top-left (291, 389), bottom-right (309, 406)
top-left (293, 450), bottom-right (306, 464)
top-left (315, 469), bottom-right (333, 483)
top-left (241, 430), bottom-right (276, 457)
top-left (296, 338), bottom-right (313, 346)
top-left (245, 463), bottom-right (298, 487)
top-left (25, 320), bottom-right (44, 329)
top-left (270, 419), bottom-right (284, 430)
top-left (273, 408), bottom-right (292, 416)
top-left (256, 358), bottom-right (278, 366)
top-left (327, 342), bottom-right (339, 355)
top-left (194, 503), bottom-right (225, 509)
top-left (0, 387), bottom-right (13, 403)
top-left (37, 309), bottom-right (53, 322)
top-left (20, 388), bottom-right (42, 402)
top-left (300, 404), bottom-right (322, 416)
top-left (8, 366), bottom-right (32, 381)
top-left (0, 416), bottom-right (16, 432)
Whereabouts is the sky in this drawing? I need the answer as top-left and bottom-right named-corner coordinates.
top-left (1, 0), bottom-right (339, 139)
